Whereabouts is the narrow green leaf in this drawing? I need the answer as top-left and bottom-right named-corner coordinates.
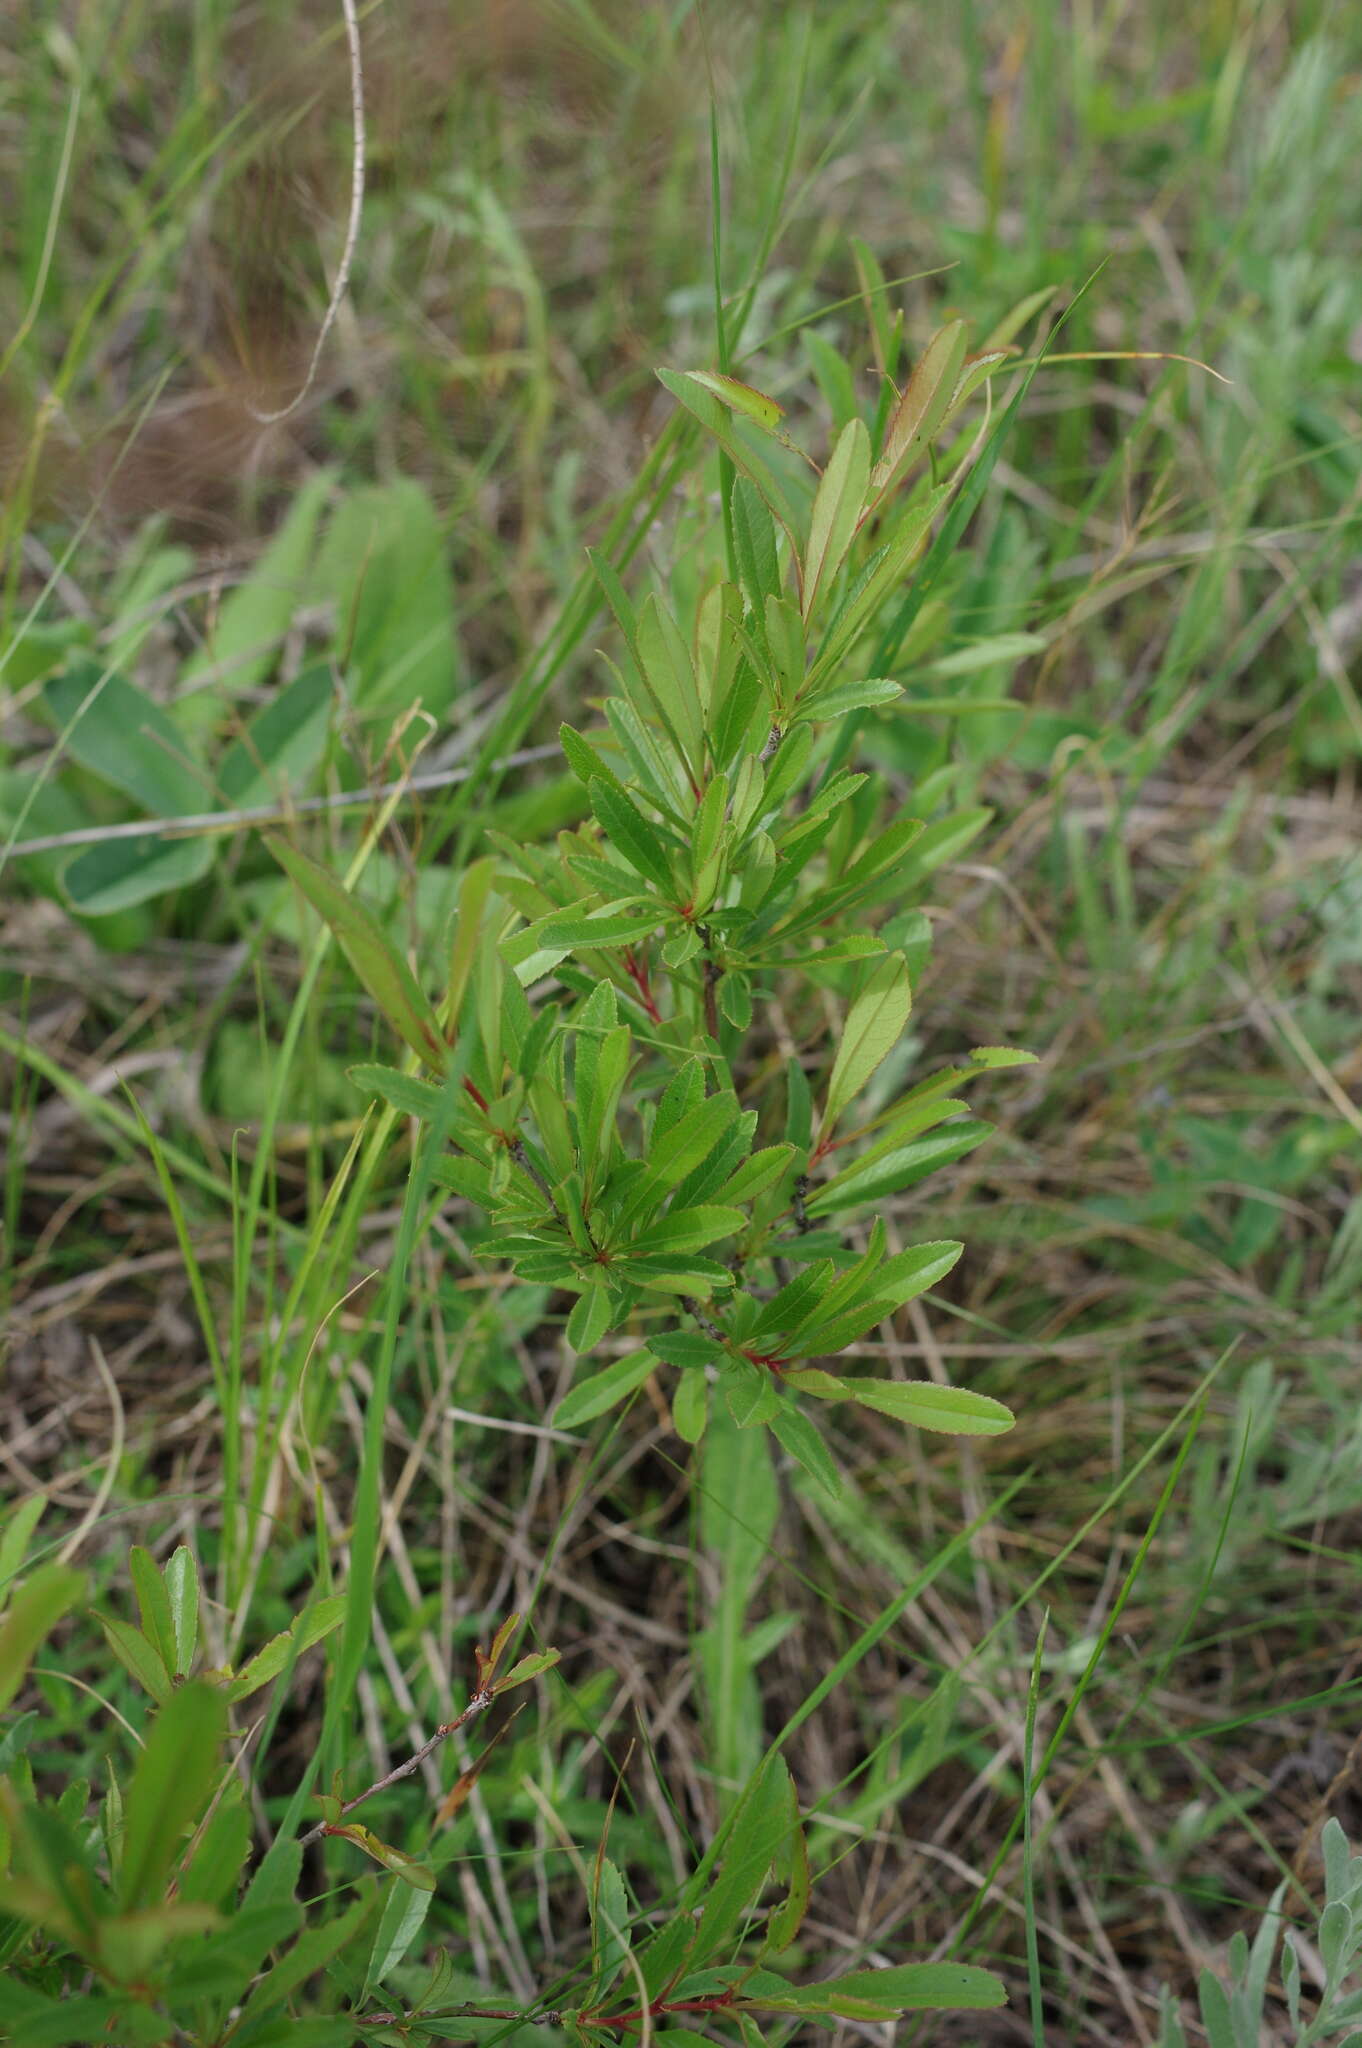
top-left (162, 1547), bottom-right (199, 1679)
top-left (770, 1406), bottom-right (841, 1500)
top-left (642, 1205), bottom-right (746, 1253)
top-left (555, 1349), bottom-right (657, 1428)
top-left (822, 953), bottom-right (912, 1130)
top-left (796, 676), bottom-right (903, 722)
top-left (672, 1370), bottom-right (709, 1443)
top-left (614, 1095), bottom-right (739, 1232)
top-left (129, 1547), bottom-right (176, 1677)
top-left (119, 1681), bottom-right (227, 1910)
top-left (764, 1763), bottom-right (810, 1953)
top-left (649, 1331), bottom-right (724, 1368)
top-left (492, 1647), bottom-right (561, 1693)
top-left (447, 857), bottom-right (499, 1026)
top-left (527, 908), bottom-right (662, 952)
top-left (747, 1961), bottom-right (1006, 2015)
top-left (590, 1856), bottom-right (631, 2001)
top-left (0, 1494), bottom-right (47, 1599)
top-left (267, 837), bottom-right (445, 1067)
top-left (868, 319), bottom-right (969, 503)
top-left (226, 1595), bottom-right (346, 1701)
top-left (589, 777), bottom-right (676, 893)
top-left (566, 1285), bottom-right (612, 1356)
top-left (363, 1879), bottom-right (435, 1996)
top-left (636, 594), bottom-right (705, 779)
top-left (656, 370), bottom-right (803, 552)
top-left (712, 1144), bottom-right (795, 1206)
top-left (806, 1121), bottom-right (992, 1216)
top-left (839, 1379), bottom-right (1014, 1436)
top-left (95, 1611), bottom-right (171, 1704)
top-left (802, 417), bottom-right (871, 621)
top-left (969, 1044), bottom-right (1038, 1069)
top-left (348, 1063), bottom-right (446, 1122)
top-left (684, 371), bottom-right (786, 432)
top-left (0, 1565), bottom-right (85, 1712)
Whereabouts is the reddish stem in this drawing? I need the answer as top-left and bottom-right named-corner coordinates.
top-left (621, 946), bottom-right (663, 1025)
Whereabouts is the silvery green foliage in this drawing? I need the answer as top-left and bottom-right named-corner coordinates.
top-left (1156, 1820), bottom-right (1362, 2048)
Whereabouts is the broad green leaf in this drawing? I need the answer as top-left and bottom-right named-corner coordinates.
top-left (822, 953), bottom-right (912, 1130)
top-left (802, 417), bottom-right (871, 621)
top-left (729, 477), bottom-right (784, 624)
top-left (0, 1565), bottom-right (85, 1712)
top-left (726, 1368), bottom-right (781, 1429)
top-left (750, 1262), bottom-right (835, 1343)
top-left (160, 1552), bottom-right (198, 1681)
top-left (839, 1379), bottom-right (1014, 1436)
top-left (217, 662), bottom-right (334, 805)
top-left (94, 1610), bottom-right (171, 1704)
top-left (45, 662), bottom-right (206, 817)
top-left (555, 1349), bottom-right (657, 1428)
top-left (313, 476), bottom-right (460, 715)
top-left (886, 805), bottom-right (992, 890)
top-left (795, 1241), bottom-right (964, 1354)
top-left (119, 1681), bottom-right (227, 1910)
top-left (226, 1595), bottom-right (346, 1701)
top-left (671, 1370), bottom-right (708, 1443)
top-left (267, 838), bottom-right (446, 1067)
top-left (60, 834), bottom-right (214, 916)
top-left (181, 470), bottom-right (331, 700)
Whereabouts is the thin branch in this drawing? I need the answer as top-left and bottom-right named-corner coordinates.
top-left (5, 744), bottom-right (562, 859)
top-left (298, 1688), bottom-right (494, 1847)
